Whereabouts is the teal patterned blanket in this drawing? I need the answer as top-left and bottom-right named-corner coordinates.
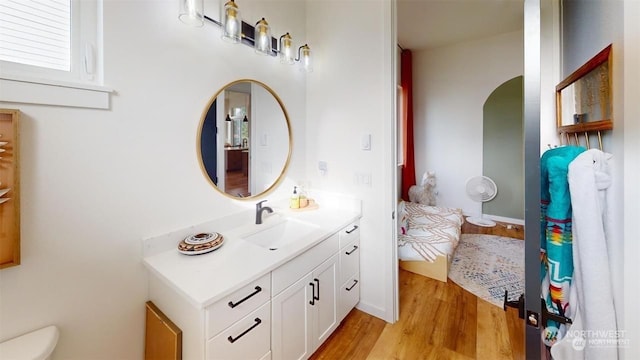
top-left (540, 145), bottom-right (585, 345)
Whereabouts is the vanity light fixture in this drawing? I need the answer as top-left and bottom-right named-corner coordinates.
top-left (225, 114), bottom-right (232, 122)
top-left (243, 115), bottom-right (249, 122)
top-left (296, 44), bottom-right (313, 72)
top-left (254, 18), bottom-right (272, 55)
top-left (178, 0), bottom-right (313, 71)
top-left (279, 33), bottom-right (295, 64)
top-left (222, 0), bottom-right (242, 43)
top-left (178, 0), bottom-right (204, 26)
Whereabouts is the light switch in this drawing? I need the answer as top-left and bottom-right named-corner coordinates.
top-left (361, 134), bottom-right (371, 151)
top-left (318, 161), bottom-right (327, 176)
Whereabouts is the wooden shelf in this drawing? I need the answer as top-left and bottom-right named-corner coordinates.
top-left (0, 109), bottom-right (20, 269)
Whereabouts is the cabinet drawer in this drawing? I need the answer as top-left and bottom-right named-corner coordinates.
top-left (338, 275), bottom-right (360, 322)
top-left (339, 221), bottom-right (360, 249)
top-left (206, 273), bottom-right (271, 338)
top-left (206, 301), bottom-right (271, 360)
top-left (339, 239), bottom-right (360, 285)
top-left (272, 233), bottom-right (339, 296)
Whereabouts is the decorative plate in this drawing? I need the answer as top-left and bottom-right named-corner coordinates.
top-left (177, 236), bottom-right (224, 255)
top-left (184, 232), bottom-right (219, 245)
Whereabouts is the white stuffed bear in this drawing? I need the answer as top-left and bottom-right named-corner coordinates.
top-left (408, 171), bottom-right (437, 205)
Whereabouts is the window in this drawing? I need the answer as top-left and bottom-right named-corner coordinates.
top-left (0, 0), bottom-right (71, 72)
top-left (0, 0), bottom-right (110, 109)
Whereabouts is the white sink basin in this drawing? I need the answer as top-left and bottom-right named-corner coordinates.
top-left (241, 217), bottom-right (320, 250)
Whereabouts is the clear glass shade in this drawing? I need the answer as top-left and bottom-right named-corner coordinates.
top-left (254, 18), bottom-right (272, 55)
top-left (177, 0), bottom-right (314, 74)
top-left (178, 0), bottom-right (204, 26)
top-left (280, 33), bottom-right (294, 64)
top-left (299, 44), bottom-right (312, 72)
top-left (222, 0), bottom-right (242, 43)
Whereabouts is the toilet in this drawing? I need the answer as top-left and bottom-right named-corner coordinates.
top-left (0, 326), bottom-right (59, 360)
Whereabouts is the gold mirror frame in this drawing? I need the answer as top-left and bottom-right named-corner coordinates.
top-left (196, 79), bottom-right (292, 200)
top-left (556, 44), bottom-right (613, 138)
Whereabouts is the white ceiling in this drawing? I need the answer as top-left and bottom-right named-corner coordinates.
top-left (397, 0), bottom-right (524, 51)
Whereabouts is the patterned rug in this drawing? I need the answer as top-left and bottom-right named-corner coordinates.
top-left (448, 234), bottom-right (525, 308)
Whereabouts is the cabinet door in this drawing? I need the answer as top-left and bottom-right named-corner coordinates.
top-left (311, 254), bottom-right (338, 350)
top-left (271, 273), bottom-right (313, 360)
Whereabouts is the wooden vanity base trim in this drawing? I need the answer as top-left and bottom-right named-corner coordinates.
top-left (145, 301), bottom-right (182, 360)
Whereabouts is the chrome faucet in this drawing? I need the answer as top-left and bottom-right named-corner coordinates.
top-left (255, 200), bottom-right (273, 224)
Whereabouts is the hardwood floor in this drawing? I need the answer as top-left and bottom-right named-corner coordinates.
top-left (310, 220), bottom-right (526, 360)
top-left (225, 170), bottom-right (249, 197)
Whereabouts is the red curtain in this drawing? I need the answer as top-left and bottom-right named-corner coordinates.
top-left (400, 49), bottom-right (416, 201)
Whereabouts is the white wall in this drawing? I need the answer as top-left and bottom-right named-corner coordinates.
top-left (560, 0), bottom-right (626, 343)
top-left (0, 0), bottom-right (307, 358)
top-left (623, 1), bottom-right (640, 357)
top-left (305, 0), bottom-right (396, 321)
top-left (412, 30), bottom-right (523, 215)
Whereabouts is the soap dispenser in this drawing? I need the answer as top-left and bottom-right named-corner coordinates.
top-left (290, 186), bottom-right (300, 209)
top-left (299, 186), bottom-right (308, 208)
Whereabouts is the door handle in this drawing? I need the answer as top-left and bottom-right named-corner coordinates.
top-left (227, 318), bottom-right (262, 343)
top-left (228, 286), bottom-right (262, 308)
top-left (314, 278), bottom-right (320, 301)
top-left (345, 225), bottom-right (359, 234)
top-left (309, 282), bottom-right (316, 305)
top-left (346, 279), bottom-right (358, 291)
top-left (345, 245), bottom-right (358, 255)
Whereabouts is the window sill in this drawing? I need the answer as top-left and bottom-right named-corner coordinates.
top-left (0, 75), bottom-right (113, 110)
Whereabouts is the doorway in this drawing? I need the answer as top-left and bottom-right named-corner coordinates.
top-left (395, 0), bottom-right (536, 357)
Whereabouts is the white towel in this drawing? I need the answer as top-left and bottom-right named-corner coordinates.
top-left (552, 149), bottom-right (618, 359)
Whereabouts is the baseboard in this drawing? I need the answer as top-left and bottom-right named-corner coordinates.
top-left (462, 212), bottom-right (524, 226)
top-left (355, 301), bottom-right (389, 322)
top-left (485, 214), bottom-right (524, 225)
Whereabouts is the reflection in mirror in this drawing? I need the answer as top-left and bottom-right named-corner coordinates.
top-left (559, 61), bottom-right (610, 126)
top-left (556, 44), bottom-right (612, 130)
top-left (198, 80), bottom-right (291, 199)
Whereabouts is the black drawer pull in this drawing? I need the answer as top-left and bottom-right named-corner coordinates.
top-left (228, 286), bottom-right (262, 308)
top-left (345, 225), bottom-right (359, 234)
top-left (309, 282), bottom-right (316, 305)
top-left (346, 279), bottom-right (358, 291)
top-left (227, 318), bottom-right (262, 343)
top-left (314, 278), bottom-right (320, 301)
top-left (345, 245), bottom-right (359, 255)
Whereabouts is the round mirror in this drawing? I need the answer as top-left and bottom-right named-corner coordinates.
top-left (197, 79), bottom-right (292, 199)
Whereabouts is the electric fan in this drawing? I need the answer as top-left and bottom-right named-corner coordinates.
top-left (465, 175), bottom-right (498, 227)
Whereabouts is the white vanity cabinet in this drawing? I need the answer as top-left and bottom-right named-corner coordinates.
top-left (145, 215), bottom-right (361, 360)
top-left (338, 222), bottom-right (360, 321)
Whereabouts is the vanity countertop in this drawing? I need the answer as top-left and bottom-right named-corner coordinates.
top-left (142, 196), bottom-right (361, 309)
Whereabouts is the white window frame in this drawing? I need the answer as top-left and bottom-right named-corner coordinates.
top-left (0, 0), bottom-right (111, 109)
